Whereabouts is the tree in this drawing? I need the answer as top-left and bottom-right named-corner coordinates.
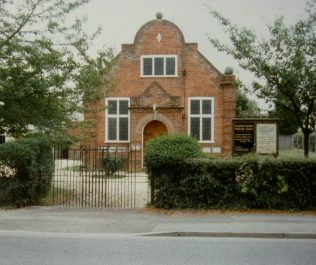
top-left (208, 0), bottom-right (316, 157)
top-left (235, 79), bottom-right (261, 118)
top-left (269, 101), bottom-right (299, 135)
top-left (0, 0), bottom-right (114, 141)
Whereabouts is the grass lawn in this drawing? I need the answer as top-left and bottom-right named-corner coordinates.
top-left (279, 149), bottom-right (316, 159)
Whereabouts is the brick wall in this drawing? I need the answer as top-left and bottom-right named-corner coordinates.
top-left (83, 16), bottom-right (236, 163)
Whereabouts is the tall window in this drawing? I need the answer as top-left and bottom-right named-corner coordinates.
top-left (105, 98), bottom-right (130, 142)
top-left (188, 97), bottom-right (214, 142)
top-left (141, 55), bottom-right (177, 77)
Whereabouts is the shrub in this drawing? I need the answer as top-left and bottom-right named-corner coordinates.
top-left (102, 156), bottom-right (122, 177)
top-left (144, 133), bottom-right (202, 173)
top-left (151, 157), bottom-right (245, 209)
top-left (0, 136), bottom-right (53, 207)
top-left (235, 156), bottom-right (316, 209)
top-left (148, 154), bottom-right (316, 210)
top-left (0, 161), bottom-right (16, 178)
top-left (144, 133), bottom-right (203, 205)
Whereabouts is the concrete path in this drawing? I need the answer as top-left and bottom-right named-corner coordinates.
top-left (53, 160), bottom-right (150, 208)
top-left (0, 207), bottom-right (316, 239)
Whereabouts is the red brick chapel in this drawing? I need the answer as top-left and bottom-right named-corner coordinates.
top-left (84, 13), bottom-right (236, 168)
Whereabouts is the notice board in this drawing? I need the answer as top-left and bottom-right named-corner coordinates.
top-left (233, 123), bottom-right (255, 153)
top-left (233, 119), bottom-right (279, 156)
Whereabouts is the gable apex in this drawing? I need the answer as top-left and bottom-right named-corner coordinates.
top-left (134, 19), bottom-right (185, 45)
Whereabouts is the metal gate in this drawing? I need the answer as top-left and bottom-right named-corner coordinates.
top-left (52, 146), bottom-right (149, 208)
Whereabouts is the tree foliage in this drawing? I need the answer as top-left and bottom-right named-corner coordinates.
top-left (235, 79), bottom-right (261, 118)
top-left (270, 102), bottom-right (299, 135)
top-left (208, 0), bottom-right (316, 157)
top-left (0, 0), bottom-right (114, 140)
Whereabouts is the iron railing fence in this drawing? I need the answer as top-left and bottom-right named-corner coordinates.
top-left (52, 146), bottom-right (149, 208)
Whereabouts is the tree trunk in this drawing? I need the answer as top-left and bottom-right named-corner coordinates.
top-left (303, 132), bottom-right (310, 158)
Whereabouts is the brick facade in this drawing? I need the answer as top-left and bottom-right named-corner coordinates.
top-left (84, 15), bottom-right (236, 167)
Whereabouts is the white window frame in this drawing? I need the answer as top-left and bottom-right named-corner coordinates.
top-left (188, 97), bottom-right (215, 143)
top-left (105, 97), bottom-right (130, 143)
top-left (140, 55), bottom-right (178, 77)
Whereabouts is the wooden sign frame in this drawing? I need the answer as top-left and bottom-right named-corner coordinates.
top-left (232, 118), bottom-right (279, 156)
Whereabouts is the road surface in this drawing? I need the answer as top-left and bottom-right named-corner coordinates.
top-left (0, 231), bottom-right (315, 265)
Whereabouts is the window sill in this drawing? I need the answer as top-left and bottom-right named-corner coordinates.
top-left (198, 141), bottom-right (215, 144)
top-left (104, 141), bottom-right (130, 144)
top-left (140, 75), bottom-right (178, 78)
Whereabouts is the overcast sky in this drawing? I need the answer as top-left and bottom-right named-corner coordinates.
top-left (77, 0), bottom-right (308, 109)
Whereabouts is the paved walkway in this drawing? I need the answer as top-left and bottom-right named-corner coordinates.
top-left (54, 159), bottom-right (150, 208)
top-left (1, 207), bottom-right (316, 239)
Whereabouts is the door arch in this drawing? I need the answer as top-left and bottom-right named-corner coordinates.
top-left (143, 120), bottom-right (168, 151)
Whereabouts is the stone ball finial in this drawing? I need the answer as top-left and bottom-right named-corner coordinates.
top-left (224, 66), bottom-right (234, 75)
top-left (156, 12), bottom-right (163, 19)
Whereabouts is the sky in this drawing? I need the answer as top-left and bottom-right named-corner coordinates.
top-left (76, 0), bottom-right (308, 110)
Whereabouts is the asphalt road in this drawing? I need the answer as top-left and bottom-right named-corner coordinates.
top-left (1, 231), bottom-right (315, 265)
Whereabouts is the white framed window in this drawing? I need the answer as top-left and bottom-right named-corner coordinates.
top-left (105, 98), bottom-right (130, 142)
top-left (188, 97), bottom-right (214, 143)
top-left (141, 55), bottom-right (177, 77)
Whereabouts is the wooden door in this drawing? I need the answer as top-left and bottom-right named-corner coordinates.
top-left (143, 121), bottom-right (167, 150)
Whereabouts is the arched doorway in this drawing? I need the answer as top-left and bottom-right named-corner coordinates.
top-left (143, 120), bottom-right (168, 151)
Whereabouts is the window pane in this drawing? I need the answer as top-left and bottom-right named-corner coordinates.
top-left (166, 57), bottom-right (175, 75)
top-left (119, 117), bottom-right (128, 141)
top-left (154, 57), bottom-right (164, 75)
top-left (190, 100), bottom-right (200, 114)
top-left (143, 58), bottom-right (152, 75)
top-left (202, 100), bottom-right (212, 114)
top-left (190, 117), bottom-right (200, 140)
top-left (108, 118), bottom-right (117, 140)
top-left (202, 118), bottom-right (211, 141)
top-left (107, 100), bottom-right (117, 114)
top-left (119, 100), bottom-right (128, 115)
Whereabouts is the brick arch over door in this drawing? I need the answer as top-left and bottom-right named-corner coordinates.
top-left (135, 113), bottom-right (175, 139)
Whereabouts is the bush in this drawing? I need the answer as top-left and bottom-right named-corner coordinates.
top-left (0, 136), bottom-right (53, 207)
top-left (144, 133), bottom-right (202, 173)
top-left (144, 133), bottom-right (203, 205)
top-left (150, 157), bottom-right (244, 209)
top-left (102, 156), bottom-right (122, 177)
top-left (148, 154), bottom-right (316, 210)
top-left (235, 156), bottom-right (316, 209)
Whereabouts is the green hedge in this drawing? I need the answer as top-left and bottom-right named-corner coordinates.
top-left (147, 155), bottom-right (316, 210)
top-left (144, 133), bottom-right (202, 173)
top-left (0, 136), bottom-right (53, 207)
top-left (144, 134), bottom-right (203, 203)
